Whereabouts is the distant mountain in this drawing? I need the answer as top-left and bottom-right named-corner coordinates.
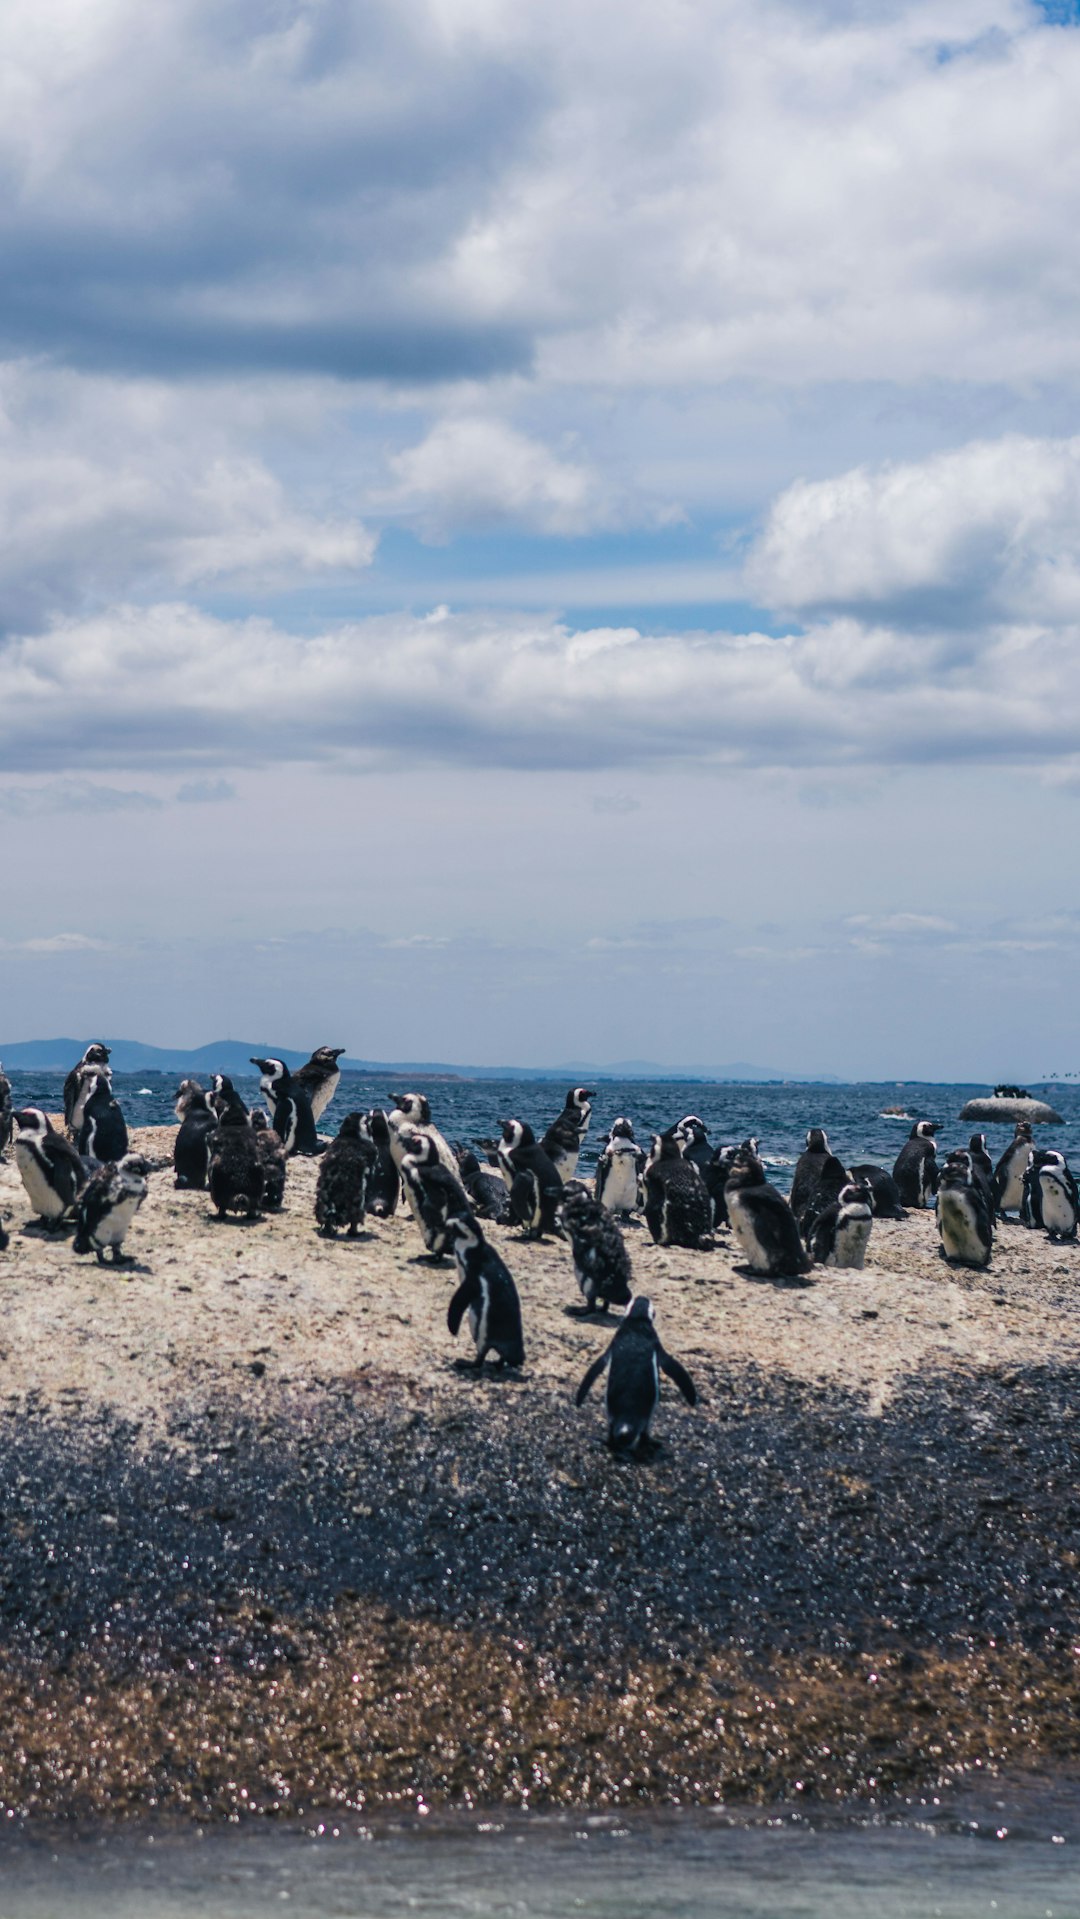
top-left (0, 1037), bottom-right (842, 1083)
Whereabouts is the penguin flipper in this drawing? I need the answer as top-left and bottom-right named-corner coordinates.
top-left (447, 1279), bottom-right (474, 1337)
top-left (574, 1348), bottom-right (611, 1406)
top-left (659, 1349), bottom-right (697, 1406)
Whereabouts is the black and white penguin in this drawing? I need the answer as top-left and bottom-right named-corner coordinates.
top-left (399, 1131), bottom-right (474, 1260)
top-left (848, 1163), bottom-right (907, 1220)
top-left (936, 1154), bottom-right (993, 1268)
top-left (364, 1109), bottom-right (401, 1217)
top-left (575, 1296), bottom-right (696, 1454)
top-left (209, 1074), bottom-right (248, 1122)
top-left (541, 1087), bottom-right (595, 1183)
top-left (251, 1110), bottom-right (287, 1209)
top-left (594, 1117), bottom-right (646, 1218)
top-left (74, 1069), bottom-right (128, 1164)
top-left (790, 1128), bottom-right (849, 1230)
top-left (315, 1112), bottom-right (375, 1237)
top-left (251, 1057), bottom-right (319, 1156)
top-left (807, 1181), bottom-right (874, 1268)
top-left (0, 1062), bottom-right (13, 1160)
top-left (73, 1155), bottom-right (149, 1266)
top-left (556, 1181), bottom-right (633, 1315)
top-left (892, 1121), bottom-right (940, 1209)
top-left (702, 1143), bottom-right (739, 1229)
top-left (445, 1213), bottom-right (525, 1370)
top-left (293, 1046), bottom-right (346, 1125)
top-left (1022, 1149), bottom-right (1079, 1241)
top-left (208, 1106), bottom-right (265, 1220)
top-left (674, 1115), bottom-right (713, 1172)
top-left (13, 1108), bottom-right (87, 1227)
top-left (63, 1044), bottom-right (110, 1128)
top-left (173, 1083), bottom-right (217, 1189)
top-left (455, 1146), bottom-right (513, 1223)
top-left (725, 1147), bottom-right (812, 1278)
top-left (387, 1093), bottom-right (458, 1176)
top-left (968, 1133), bottom-right (995, 1194)
top-left (497, 1119), bottom-right (564, 1238)
top-left (993, 1122), bottom-right (1034, 1219)
top-left (642, 1133), bottom-right (713, 1249)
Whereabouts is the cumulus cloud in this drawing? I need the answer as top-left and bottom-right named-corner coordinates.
top-left (175, 777), bottom-right (237, 804)
top-left (388, 415), bottom-right (613, 536)
top-left (749, 433), bottom-right (1080, 623)
top-left (2, 595), bottom-right (1077, 776)
top-left (0, 778), bottom-right (161, 818)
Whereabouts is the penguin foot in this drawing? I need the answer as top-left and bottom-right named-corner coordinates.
top-left (318, 1224), bottom-right (337, 1239)
top-left (109, 1250), bottom-right (135, 1268)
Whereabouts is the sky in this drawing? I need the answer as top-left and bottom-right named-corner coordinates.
top-left (3, 0), bottom-right (1080, 1078)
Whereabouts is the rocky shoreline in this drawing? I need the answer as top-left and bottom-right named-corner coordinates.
top-left (0, 1126), bottom-right (1077, 1821)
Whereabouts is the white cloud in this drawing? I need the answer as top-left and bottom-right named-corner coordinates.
top-left (388, 415), bottom-right (613, 536)
top-left (15, 932), bottom-right (111, 953)
top-left (0, 778), bottom-right (161, 817)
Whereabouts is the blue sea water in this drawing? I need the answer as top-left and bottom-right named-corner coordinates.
top-left (6, 1070), bottom-right (1077, 1176)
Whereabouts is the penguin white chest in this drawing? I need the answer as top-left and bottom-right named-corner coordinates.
top-left (938, 1192), bottom-right (987, 1265)
top-left (832, 1212), bottom-right (872, 1269)
top-left (600, 1150), bottom-right (638, 1213)
top-left (1000, 1157), bottom-right (1029, 1212)
top-left (16, 1144), bottom-right (66, 1219)
top-left (1040, 1176), bottom-right (1075, 1237)
top-left (96, 1190), bottom-right (143, 1247)
top-left (727, 1192), bottom-right (770, 1271)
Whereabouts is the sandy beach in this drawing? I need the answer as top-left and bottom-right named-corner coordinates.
top-left (0, 1124), bottom-right (1077, 1820)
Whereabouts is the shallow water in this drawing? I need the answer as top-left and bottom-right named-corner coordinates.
top-left (7, 1073), bottom-right (1078, 1178)
top-left (0, 1798), bottom-right (1076, 1919)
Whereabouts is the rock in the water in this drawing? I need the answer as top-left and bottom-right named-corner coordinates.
top-left (959, 1096), bottom-right (1063, 1125)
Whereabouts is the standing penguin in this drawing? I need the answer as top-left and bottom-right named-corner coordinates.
top-left (364, 1109), bottom-right (401, 1217)
top-left (575, 1297), bottom-right (696, 1454)
top-left (848, 1163), bottom-right (907, 1220)
top-left (208, 1107), bottom-right (265, 1220)
top-left (807, 1181), bottom-right (874, 1269)
top-left (790, 1129), bottom-right (849, 1230)
top-left (251, 1058), bottom-right (319, 1156)
top-left (293, 1046), bottom-right (346, 1124)
top-left (541, 1087), bottom-right (595, 1183)
top-left (73, 1155), bottom-right (149, 1267)
top-left (674, 1115), bottom-right (714, 1172)
top-left (498, 1119), bottom-right (564, 1238)
top-left (13, 1109), bottom-right (87, 1227)
top-left (594, 1118), bottom-right (646, 1218)
top-left (251, 1110), bottom-right (287, 1209)
top-left (993, 1122), bottom-right (1034, 1219)
top-left (455, 1146), bottom-right (513, 1223)
top-left (0, 1062), bottom-right (13, 1160)
top-left (315, 1112), bottom-right (375, 1238)
top-left (937, 1154), bottom-right (994, 1268)
top-left (642, 1133), bottom-right (713, 1249)
top-left (556, 1181), bottom-right (633, 1315)
top-left (399, 1132), bottom-right (474, 1260)
top-left (1023, 1149), bottom-right (1079, 1241)
top-left (387, 1093), bottom-right (459, 1176)
top-left (892, 1121), bottom-right (940, 1209)
top-left (173, 1083), bottom-right (217, 1190)
top-left (74, 1071), bottom-right (128, 1164)
top-left (968, 1133), bottom-right (995, 1193)
top-left (209, 1074), bottom-right (248, 1122)
top-left (444, 1214), bottom-right (525, 1370)
top-left (63, 1044), bottom-right (110, 1128)
top-left (725, 1147), bottom-right (812, 1278)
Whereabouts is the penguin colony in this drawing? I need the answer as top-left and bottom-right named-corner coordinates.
top-left (1, 1047), bottom-right (1077, 1455)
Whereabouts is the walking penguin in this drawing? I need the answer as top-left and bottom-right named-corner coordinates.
top-left (575, 1297), bottom-right (696, 1454)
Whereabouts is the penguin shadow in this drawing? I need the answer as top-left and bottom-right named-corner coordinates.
top-left (735, 1263), bottom-right (816, 1290)
top-left (563, 1304), bottom-right (623, 1323)
top-left (448, 1358), bottom-right (527, 1386)
top-left (21, 1219), bottom-right (76, 1241)
top-left (317, 1229), bottom-right (375, 1246)
top-left (601, 1435), bottom-right (665, 1467)
top-left (207, 1212), bottom-right (266, 1228)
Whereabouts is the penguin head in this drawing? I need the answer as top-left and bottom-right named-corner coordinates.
top-left (941, 1150), bottom-right (974, 1186)
top-left (14, 1107), bottom-right (51, 1138)
top-left (500, 1119), bottom-right (532, 1149)
top-left (394, 1092), bottom-right (431, 1125)
top-left (609, 1116), bottom-right (635, 1141)
top-left (656, 1129), bottom-right (687, 1161)
top-left (251, 1057), bottom-right (286, 1083)
top-left (400, 1129), bottom-right (436, 1163)
top-left (569, 1087), bottom-right (595, 1110)
top-left (726, 1144), bottom-right (767, 1188)
top-left (912, 1120), bottom-right (939, 1139)
top-left (218, 1104), bottom-right (251, 1130)
top-left (805, 1127), bottom-right (829, 1153)
top-left (1015, 1120), bottom-right (1034, 1142)
top-left (625, 1296), bottom-right (655, 1325)
top-left (82, 1044), bottom-right (111, 1067)
top-left (366, 1107), bottom-right (392, 1144)
top-left (250, 1109), bottom-right (269, 1130)
top-left (838, 1181), bottom-right (872, 1214)
top-left (968, 1133), bottom-right (987, 1154)
top-left (678, 1115), bottom-right (707, 1143)
top-left (118, 1154), bottom-right (152, 1179)
top-left (311, 1047), bottom-right (346, 1068)
top-left (337, 1111), bottom-right (364, 1139)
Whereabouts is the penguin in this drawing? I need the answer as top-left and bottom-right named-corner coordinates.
top-left (209, 1074), bottom-right (248, 1122)
top-left (642, 1133), bottom-right (713, 1249)
top-left (315, 1112), bottom-right (375, 1238)
top-left (73, 1069), bottom-right (128, 1164)
top-left (387, 1093), bottom-right (458, 1176)
top-left (1023, 1149), bottom-right (1079, 1241)
top-left (63, 1043), bottom-right (110, 1128)
top-left (892, 1121), bottom-right (940, 1208)
top-left (674, 1115), bottom-right (713, 1172)
top-left (251, 1058), bottom-right (319, 1156)
top-left (993, 1122), bottom-right (1034, 1219)
top-left (936, 1154), bottom-right (994, 1268)
top-left (807, 1181), bottom-right (874, 1269)
top-left (848, 1162), bottom-right (907, 1220)
top-left (455, 1146), bottom-right (514, 1223)
top-left (702, 1144), bottom-right (739, 1229)
top-left (556, 1180), bottom-right (633, 1315)
top-left (208, 1107), bottom-right (265, 1220)
top-left (251, 1110), bottom-right (287, 1209)
top-left (541, 1087), bottom-right (595, 1183)
top-left (790, 1129), bottom-right (850, 1230)
top-left (0, 1062), bottom-right (13, 1160)
top-left (725, 1147), bottom-right (812, 1279)
top-left (13, 1108), bottom-right (87, 1227)
top-left (364, 1109), bottom-right (401, 1217)
top-left (293, 1046), bottom-right (346, 1125)
top-left (594, 1117), bottom-right (646, 1218)
top-left (69, 1059), bottom-right (112, 1140)
top-left (73, 1155), bottom-right (149, 1267)
top-left (575, 1296), bottom-right (696, 1455)
top-left (173, 1084), bottom-right (217, 1190)
top-left (968, 1133), bottom-right (995, 1194)
top-left (399, 1131), bottom-right (474, 1260)
top-left (497, 1119), bottom-right (564, 1238)
top-left (445, 1213), bottom-right (525, 1370)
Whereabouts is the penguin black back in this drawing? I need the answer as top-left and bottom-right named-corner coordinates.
top-left (556, 1181), bottom-right (633, 1314)
top-left (575, 1296), bottom-right (696, 1454)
